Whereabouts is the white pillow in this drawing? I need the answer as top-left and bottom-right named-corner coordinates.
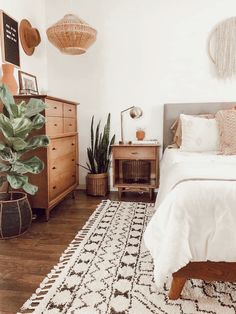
top-left (180, 114), bottom-right (219, 152)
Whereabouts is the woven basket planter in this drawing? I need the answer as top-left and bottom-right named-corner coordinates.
top-left (0, 192), bottom-right (32, 240)
top-left (86, 173), bottom-right (108, 196)
top-left (46, 14), bottom-right (97, 55)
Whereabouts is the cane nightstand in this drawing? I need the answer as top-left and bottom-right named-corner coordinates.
top-left (112, 144), bottom-right (160, 199)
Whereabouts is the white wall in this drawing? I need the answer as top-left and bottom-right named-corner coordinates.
top-left (45, 0), bottom-right (236, 187)
top-left (0, 0), bottom-right (47, 92)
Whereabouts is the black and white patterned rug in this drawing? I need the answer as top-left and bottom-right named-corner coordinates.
top-left (19, 201), bottom-right (236, 314)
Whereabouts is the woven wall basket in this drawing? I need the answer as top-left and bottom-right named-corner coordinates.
top-left (46, 14), bottom-right (97, 55)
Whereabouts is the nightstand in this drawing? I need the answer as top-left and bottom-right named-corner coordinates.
top-left (112, 144), bottom-right (160, 199)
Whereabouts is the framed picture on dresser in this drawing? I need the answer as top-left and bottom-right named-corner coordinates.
top-left (18, 70), bottom-right (39, 95)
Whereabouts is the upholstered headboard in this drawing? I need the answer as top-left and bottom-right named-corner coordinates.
top-left (163, 102), bottom-right (235, 149)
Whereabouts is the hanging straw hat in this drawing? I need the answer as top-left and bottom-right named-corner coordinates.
top-left (19, 19), bottom-right (41, 56)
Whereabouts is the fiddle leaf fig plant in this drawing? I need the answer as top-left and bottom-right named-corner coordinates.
top-left (0, 84), bottom-right (49, 195)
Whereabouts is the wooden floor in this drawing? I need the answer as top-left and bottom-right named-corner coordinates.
top-left (0, 190), bottom-right (155, 314)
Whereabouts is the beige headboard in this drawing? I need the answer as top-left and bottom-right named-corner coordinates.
top-left (163, 102), bottom-right (235, 149)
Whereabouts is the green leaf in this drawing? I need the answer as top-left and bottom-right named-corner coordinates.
top-left (22, 182), bottom-right (38, 195)
top-left (0, 84), bottom-right (15, 118)
top-left (17, 101), bottom-right (27, 117)
top-left (12, 117), bottom-right (32, 138)
top-left (7, 173), bottom-right (28, 189)
top-left (0, 163), bottom-right (10, 172)
top-left (0, 176), bottom-right (6, 187)
top-left (11, 156), bottom-right (44, 174)
top-left (0, 147), bottom-right (17, 162)
top-left (0, 143), bottom-right (5, 150)
top-left (31, 114), bottom-right (45, 130)
top-left (0, 113), bottom-right (14, 138)
top-left (19, 135), bottom-right (50, 154)
top-left (6, 137), bottom-right (28, 151)
top-left (24, 98), bottom-right (46, 118)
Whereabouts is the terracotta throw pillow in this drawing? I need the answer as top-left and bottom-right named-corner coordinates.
top-left (216, 109), bottom-right (236, 155)
top-left (170, 114), bottom-right (215, 147)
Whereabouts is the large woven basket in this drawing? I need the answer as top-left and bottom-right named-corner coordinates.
top-left (86, 173), bottom-right (108, 196)
top-left (46, 14), bottom-right (97, 55)
top-left (0, 192), bottom-right (32, 239)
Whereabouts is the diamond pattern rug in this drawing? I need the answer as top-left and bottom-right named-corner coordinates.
top-left (19, 201), bottom-right (236, 314)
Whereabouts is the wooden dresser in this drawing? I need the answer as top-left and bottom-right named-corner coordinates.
top-left (14, 95), bottom-right (79, 220)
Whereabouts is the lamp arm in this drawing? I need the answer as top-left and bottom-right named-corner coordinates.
top-left (121, 106), bottom-right (134, 114)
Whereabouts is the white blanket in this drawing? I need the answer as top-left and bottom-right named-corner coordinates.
top-left (144, 148), bottom-right (236, 286)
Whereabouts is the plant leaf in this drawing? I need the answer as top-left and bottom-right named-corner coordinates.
top-left (31, 114), bottom-right (46, 130)
top-left (12, 117), bottom-right (32, 138)
top-left (0, 163), bottom-right (10, 172)
top-left (11, 156), bottom-right (44, 174)
top-left (0, 84), bottom-right (15, 118)
top-left (22, 182), bottom-right (38, 195)
top-left (24, 98), bottom-right (46, 118)
top-left (19, 135), bottom-right (50, 154)
top-left (7, 173), bottom-right (28, 189)
top-left (0, 113), bottom-right (14, 138)
top-left (6, 137), bottom-right (28, 151)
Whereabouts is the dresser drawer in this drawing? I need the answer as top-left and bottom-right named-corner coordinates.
top-left (63, 103), bottom-right (76, 118)
top-left (49, 170), bottom-right (76, 200)
top-left (64, 118), bottom-right (76, 133)
top-left (45, 99), bottom-right (63, 117)
top-left (49, 137), bottom-right (76, 160)
top-left (46, 117), bottom-right (63, 135)
top-left (112, 146), bottom-right (156, 160)
top-left (50, 153), bottom-right (76, 174)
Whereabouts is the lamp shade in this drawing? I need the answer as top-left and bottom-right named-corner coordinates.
top-left (129, 107), bottom-right (143, 119)
top-left (46, 14), bottom-right (97, 55)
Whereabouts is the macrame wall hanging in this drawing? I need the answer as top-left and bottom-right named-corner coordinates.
top-left (208, 17), bottom-right (236, 79)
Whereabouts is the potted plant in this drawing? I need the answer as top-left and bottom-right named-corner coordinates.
top-left (0, 84), bottom-right (49, 239)
top-left (85, 113), bottom-right (115, 196)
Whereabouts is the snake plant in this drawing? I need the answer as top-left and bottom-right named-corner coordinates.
top-left (86, 113), bottom-right (115, 174)
top-left (0, 84), bottom-right (49, 195)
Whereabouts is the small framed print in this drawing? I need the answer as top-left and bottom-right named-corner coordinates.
top-left (0, 10), bottom-right (20, 67)
top-left (18, 71), bottom-right (39, 95)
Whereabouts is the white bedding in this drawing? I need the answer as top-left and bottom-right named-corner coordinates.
top-left (144, 148), bottom-right (236, 286)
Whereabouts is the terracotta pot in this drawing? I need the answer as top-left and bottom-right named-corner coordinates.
top-left (0, 192), bottom-right (32, 239)
top-left (1, 63), bottom-right (18, 94)
top-left (136, 130), bottom-right (145, 141)
top-left (86, 173), bottom-right (108, 196)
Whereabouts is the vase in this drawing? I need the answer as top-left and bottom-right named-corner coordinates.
top-left (1, 63), bottom-right (18, 94)
top-left (136, 129), bottom-right (145, 141)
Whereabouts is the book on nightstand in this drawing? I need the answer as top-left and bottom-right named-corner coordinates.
top-left (130, 140), bottom-right (160, 145)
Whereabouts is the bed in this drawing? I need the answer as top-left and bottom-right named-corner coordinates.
top-left (144, 102), bottom-right (236, 300)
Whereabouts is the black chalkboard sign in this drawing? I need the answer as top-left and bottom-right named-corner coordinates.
top-left (1, 11), bottom-right (20, 67)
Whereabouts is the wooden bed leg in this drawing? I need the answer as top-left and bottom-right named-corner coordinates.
top-left (168, 277), bottom-right (187, 300)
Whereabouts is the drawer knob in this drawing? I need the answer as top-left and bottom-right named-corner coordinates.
top-left (72, 159), bottom-right (75, 161)
top-left (71, 143), bottom-right (75, 146)
top-left (72, 174), bottom-right (75, 178)
top-left (53, 186), bottom-right (56, 189)
top-left (54, 124), bottom-right (57, 126)
top-left (131, 152), bottom-right (138, 155)
top-left (69, 124), bottom-right (72, 126)
top-left (52, 147), bottom-right (56, 151)
top-left (54, 106), bottom-right (57, 109)
top-left (69, 109), bottom-right (72, 112)
top-left (52, 166), bottom-right (56, 170)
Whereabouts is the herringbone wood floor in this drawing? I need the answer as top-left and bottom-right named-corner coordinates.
top-left (0, 190), bottom-right (155, 314)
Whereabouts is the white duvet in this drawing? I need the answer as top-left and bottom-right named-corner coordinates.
top-left (144, 148), bottom-right (236, 286)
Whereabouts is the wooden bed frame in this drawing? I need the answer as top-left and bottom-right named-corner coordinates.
top-left (163, 102), bottom-right (236, 300)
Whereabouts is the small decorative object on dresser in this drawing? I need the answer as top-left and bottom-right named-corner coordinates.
top-left (0, 84), bottom-right (49, 239)
top-left (1, 63), bottom-right (18, 94)
top-left (112, 143), bottom-right (160, 199)
top-left (136, 128), bottom-right (145, 140)
top-left (120, 106), bottom-right (143, 144)
top-left (18, 70), bottom-right (38, 95)
top-left (85, 114), bottom-right (115, 196)
top-left (14, 94), bottom-right (79, 221)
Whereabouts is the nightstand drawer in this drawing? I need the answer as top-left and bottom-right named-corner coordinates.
top-left (112, 146), bottom-right (156, 160)
top-left (45, 100), bottom-right (63, 117)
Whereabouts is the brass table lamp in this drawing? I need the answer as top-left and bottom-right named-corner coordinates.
top-left (120, 106), bottom-right (143, 144)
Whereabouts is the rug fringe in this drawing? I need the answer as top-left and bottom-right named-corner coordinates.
top-left (18, 200), bottom-right (111, 314)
